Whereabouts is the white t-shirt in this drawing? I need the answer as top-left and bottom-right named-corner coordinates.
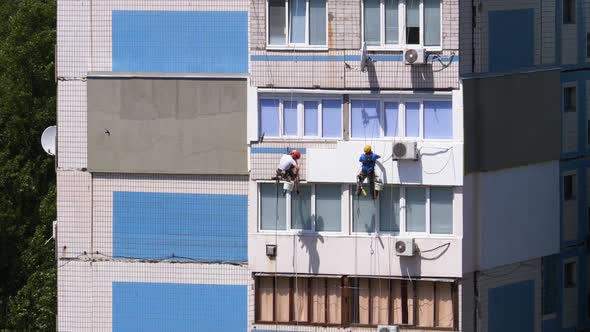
top-left (278, 154), bottom-right (297, 171)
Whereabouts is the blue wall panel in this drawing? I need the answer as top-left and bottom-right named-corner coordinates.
top-left (112, 11), bottom-right (248, 73)
top-left (113, 191), bottom-right (248, 262)
top-left (488, 280), bottom-right (535, 332)
top-left (113, 282), bottom-right (247, 332)
top-left (488, 9), bottom-right (535, 72)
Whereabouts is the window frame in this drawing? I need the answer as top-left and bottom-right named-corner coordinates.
top-left (266, 0), bottom-right (329, 49)
top-left (361, 0), bottom-right (443, 51)
top-left (349, 96), bottom-right (453, 141)
top-left (258, 182), bottom-right (344, 234)
top-left (350, 185), bottom-right (455, 237)
top-left (258, 96), bottom-right (344, 140)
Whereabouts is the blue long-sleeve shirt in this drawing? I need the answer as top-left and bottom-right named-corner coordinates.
top-left (359, 153), bottom-right (381, 172)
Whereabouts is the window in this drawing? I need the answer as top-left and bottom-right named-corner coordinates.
top-left (352, 185), bottom-right (454, 235)
top-left (587, 33), bottom-right (590, 57)
top-left (563, 87), bottom-right (576, 113)
top-left (268, 0), bottom-right (327, 47)
top-left (563, 0), bottom-right (576, 24)
top-left (260, 183), bottom-right (287, 230)
top-left (542, 255), bottom-right (558, 315)
top-left (406, 187), bottom-right (426, 232)
top-left (259, 97), bottom-right (342, 138)
top-left (255, 275), bottom-right (457, 329)
top-left (564, 261), bottom-right (576, 288)
top-left (363, 0), bottom-right (441, 48)
top-left (563, 174), bottom-right (576, 201)
top-left (349, 277), bottom-right (457, 328)
top-left (430, 187), bottom-right (453, 234)
top-left (350, 98), bottom-right (452, 140)
top-left (259, 183), bottom-right (342, 232)
top-left (255, 276), bottom-right (342, 324)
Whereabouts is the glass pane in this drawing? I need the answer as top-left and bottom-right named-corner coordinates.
top-left (405, 102), bottom-right (420, 137)
top-left (430, 187), bottom-right (453, 234)
top-left (304, 101), bottom-right (319, 136)
top-left (406, 187), bottom-right (426, 232)
top-left (260, 183), bottom-right (286, 230)
top-left (380, 186), bottom-right (400, 232)
top-left (322, 100), bottom-right (342, 137)
top-left (290, 0), bottom-right (306, 43)
top-left (310, 0), bottom-right (327, 45)
top-left (385, 0), bottom-right (399, 44)
top-left (364, 0), bottom-right (381, 46)
top-left (424, 0), bottom-right (441, 46)
top-left (353, 191), bottom-right (378, 232)
top-left (260, 99), bottom-right (280, 136)
top-left (384, 102), bottom-right (399, 137)
top-left (351, 100), bottom-right (381, 138)
top-left (269, 0), bottom-right (287, 45)
top-left (292, 185), bottom-right (312, 230)
top-left (283, 100), bottom-right (298, 136)
top-left (316, 184), bottom-right (341, 232)
top-left (406, 0), bottom-right (420, 44)
top-left (424, 101), bottom-right (452, 139)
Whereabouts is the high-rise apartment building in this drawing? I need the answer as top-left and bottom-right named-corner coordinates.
top-left (56, 0), bottom-right (588, 331)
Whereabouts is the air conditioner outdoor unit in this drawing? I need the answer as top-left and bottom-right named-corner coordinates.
top-left (378, 325), bottom-right (400, 332)
top-left (392, 141), bottom-right (418, 160)
top-left (403, 48), bottom-right (426, 65)
top-left (394, 238), bottom-right (414, 257)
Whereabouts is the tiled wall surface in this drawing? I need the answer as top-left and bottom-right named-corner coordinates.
top-left (250, 142), bottom-right (337, 181)
top-left (250, 50), bottom-right (460, 89)
top-left (58, 260), bottom-right (251, 332)
top-left (249, 0), bottom-right (460, 89)
top-left (461, 0), bottom-right (556, 75)
top-left (461, 259), bottom-right (542, 332)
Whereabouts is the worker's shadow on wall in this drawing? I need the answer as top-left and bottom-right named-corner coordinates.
top-left (410, 63), bottom-right (434, 89)
top-left (399, 253), bottom-right (422, 279)
top-left (366, 61), bottom-right (380, 91)
top-left (396, 160), bottom-right (423, 184)
top-left (376, 159), bottom-right (424, 184)
top-left (297, 223), bottom-right (324, 274)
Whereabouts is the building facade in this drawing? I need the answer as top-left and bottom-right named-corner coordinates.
top-left (459, 0), bottom-right (589, 331)
top-left (55, 0), bottom-right (582, 331)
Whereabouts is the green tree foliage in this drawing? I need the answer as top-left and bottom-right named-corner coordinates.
top-left (0, 0), bottom-right (57, 330)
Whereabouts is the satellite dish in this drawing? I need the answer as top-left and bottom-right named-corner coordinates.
top-left (360, 42), bottom-right (369, 72)
top-left (41, 125), bottom-right (56, 156)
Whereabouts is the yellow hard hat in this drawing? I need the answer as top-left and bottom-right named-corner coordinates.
top-left (363, 145), bottom-right (372, 153)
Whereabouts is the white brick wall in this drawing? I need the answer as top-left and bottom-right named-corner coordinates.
top-left (57, 260), bottom-right (92, 332)
top-left (57, 260), bottom-right (250, 332)
top-left (57, 81), bottom-right (87, 169)
top-left (57, 0), bottom-right (91, 78)
top-left (57, 170), bottom-right (92, 259)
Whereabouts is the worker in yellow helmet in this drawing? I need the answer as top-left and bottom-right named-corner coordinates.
top-left (356, 145), bottom-right (381, 199)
